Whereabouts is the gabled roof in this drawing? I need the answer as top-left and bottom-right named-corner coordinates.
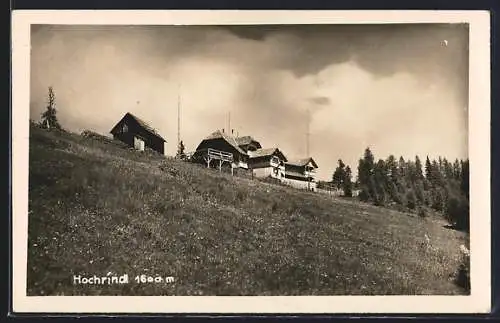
top-left (248, 148), bottom-right (288, 161)
top-left (285, 157), bottom-right (318, 168)
top-left (201, 130), bottom-right (247, 155)
top-left (110, 112), bottom-right (166, 142)
top-left (128, 113), bottom-right (162, 136)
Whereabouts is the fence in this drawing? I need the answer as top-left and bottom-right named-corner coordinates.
top-left (206, 148), bottom-right (234, 163)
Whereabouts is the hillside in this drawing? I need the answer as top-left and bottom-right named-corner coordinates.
top-left (27, 125), bottom-right (468, 296)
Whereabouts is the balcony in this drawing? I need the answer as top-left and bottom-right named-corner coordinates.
top-left (304, 169), bottom-right (316, 178)
top-left (270, 157), bottom-right (280, 167)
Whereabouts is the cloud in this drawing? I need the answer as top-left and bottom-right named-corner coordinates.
top-left (308, 96), bottom-right (331, 106)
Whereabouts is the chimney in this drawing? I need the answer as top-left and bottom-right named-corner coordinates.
top-left (222, 128), bottom-right (225, 133)
top-left (232, 129), bottom-right (234, 135)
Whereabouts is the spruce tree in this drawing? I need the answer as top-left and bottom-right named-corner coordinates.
top-left (332, 159), bottom-right (346, 190)
top-left (357, 148), bottom-right (376, 201)
top-left (343, 166), bottom-right (353, 197)
top-left (41, 86), bottom-right (62, 130)
top-left (386, 155), bottom-right (398, 182)
top-left (398, 156), bottom-right (406, 179)
top-left (406, 188), bottom-right (417, 210)
top-left (415, 155), bottom-right (424, 180)
top-left (431, 159), bottom-right (442, 186)
top-left (443, 158), bottom-right (454, 179)
top-left (363, 148), bottom-right (375, 173)
top-left (460, 159), bottom-right (470, 199)
top-left (453, 159), bottom-right (461, 180)
top-left (373, 159), bottom-right (389, 206)
top-left (176, 140), bottom-right (186, 159)
top-left (406, 160), bottom-right (417, 184)
top-left (425, 156), bottom-right (432, 181)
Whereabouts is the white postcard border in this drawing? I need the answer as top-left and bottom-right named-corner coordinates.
top-left (11, 10), bottom-right (491, 314)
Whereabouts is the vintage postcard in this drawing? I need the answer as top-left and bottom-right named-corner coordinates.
top-left (11, 10), bottom-right (491, 313)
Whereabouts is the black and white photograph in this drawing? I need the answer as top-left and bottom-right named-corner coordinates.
top-left (11, 10), bottom-right (490, 313)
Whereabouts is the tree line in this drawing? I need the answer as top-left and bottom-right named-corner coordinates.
top-left (331, 148), bottom-right (469, 232)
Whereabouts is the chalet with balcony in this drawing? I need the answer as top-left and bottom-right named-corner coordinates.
top-left (192, 130), bottom-right (250, 173)
top-left (248, 148), bottom-right (287, 179)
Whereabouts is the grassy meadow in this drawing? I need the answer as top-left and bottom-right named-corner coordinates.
top-left (27, 125), bottom-right (469, 296)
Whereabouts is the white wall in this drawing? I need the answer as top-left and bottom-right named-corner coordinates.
top-left (253, 167), bottom-right (272, 178)
top-left (281, 177), bottom-right (317, 191)
top-left (253, 166), bottom-right (282, 179)
top-left (134, 136), bottom-right (145, 151)
top-left (316, 188), bottom-right (343, 196)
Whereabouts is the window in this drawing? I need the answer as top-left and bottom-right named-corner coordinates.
top-left (122, 124), bottom-right (128, 133)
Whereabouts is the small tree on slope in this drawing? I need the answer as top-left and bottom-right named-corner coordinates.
top-left (41, 86), bottom-right (62, 130)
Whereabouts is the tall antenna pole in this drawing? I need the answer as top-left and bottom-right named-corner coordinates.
top-left (306, 106), bottom-right (310, 157)
top-left (177, 84), bottom-right (181, 150)
top-left (228, 111), bottom-right (231, 134)
top-left (306, 106), bottom-right (311, 191)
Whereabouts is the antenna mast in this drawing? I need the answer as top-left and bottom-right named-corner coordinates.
top-left (306, 106), bottom-right (310, 157)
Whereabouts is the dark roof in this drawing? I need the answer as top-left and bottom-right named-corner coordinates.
top-left (235, 136), bottom-right (257, 146)
top-left (285, 157), bottom-right (318, 168)
top-left (201, 130), bottom-right (247, 155)
top-left (111, 112), bottom-right (166, 142)
top-left (127, 113), bottom-right (163, 138)
top-left (248, 148), bottom-right (287, 161)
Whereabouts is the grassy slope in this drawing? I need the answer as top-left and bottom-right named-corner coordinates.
top-left (27, 126), bottom-right (468, 296)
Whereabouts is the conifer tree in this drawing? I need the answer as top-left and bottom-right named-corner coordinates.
top-left (406, 160), bottom-right (417, 184)
top-left (415, 155), bottom-right (424, 180)
top-left (386, 155), bottom-right (398, 182)
top-left (176, 140), bottom-right (186, 159)
top-left (398, 156), bottom-right (406, 179)
top-left (425, 156), bottom-right (432, 181)
top-left (460, 159), bottom-right (469, 199)
top-left (353, 148), bottom-right (469, 232)
top-left (443, 158), bottom-right (454, 179)
top-left (431, 159), bottom-right (442, 186)
top-left (41, 86), bottom-right (61, 130)
top-left (453, 159), bottom-right (461, 180)
top-left (406, 188), bottom-right (417, 210)
top-left (358, 148), bottom-right (376, 200)
top-left (332, 159), bottom-right (346, 190)
top-left (343, 166), bottom-right (353, 197)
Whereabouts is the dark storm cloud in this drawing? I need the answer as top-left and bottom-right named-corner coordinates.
top-left (220, 24), bottom-right (468, 84)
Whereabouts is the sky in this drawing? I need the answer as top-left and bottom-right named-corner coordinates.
top-left (30, 24), bottom-right (469, 181)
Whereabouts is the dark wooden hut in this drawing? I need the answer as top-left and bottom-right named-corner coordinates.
top-left (110, 112), bottom-right (166, 155)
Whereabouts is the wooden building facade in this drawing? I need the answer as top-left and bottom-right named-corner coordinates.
top-left (248, 148), bottom-right (287, 179)
top-left (110, 112), bottom-right (167, 155)
top-left (282, 158), bottom-right (319, 191)
top-left (192, 130), bottom-right (250, 171)
top-left (191, 130), bottom-right (320, 190)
